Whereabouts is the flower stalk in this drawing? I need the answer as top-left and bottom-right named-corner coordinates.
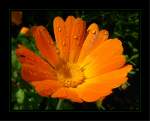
top-left (56, 99), bottom-right (64, 110)
top-left (96, 100), bottom-right (106, 111)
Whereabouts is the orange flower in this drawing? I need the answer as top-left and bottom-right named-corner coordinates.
top-left (16, 16), bottom-right (133, 103)
top-left (11, 11), bottom-right (23, 26)
top-left (19, 27), bottom-right (31, 37)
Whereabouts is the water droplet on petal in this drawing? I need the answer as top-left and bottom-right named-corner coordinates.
top-left (73, 35), bottom-right (78, 39)
top-left (104, 31), bottom-right (108, 35)
top-left (29, 70), bottom-right (36, 76)
top-left (92, 30), bottom-right (96, 34)
top-left (48, 40), bottom-right (53, 45)
top-left (58, 27), bottom-right (61, 32)
top-left (29, 70), bottom-right (32, 74)
top-left (56, 49), bottom-right (60, 54)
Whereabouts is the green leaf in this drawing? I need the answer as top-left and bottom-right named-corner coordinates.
top-left (120, 82), bottom-right (130, 90)
top-left (16, 89), bottom-right (25, 104)
top-left (128, 54), bottom-right (139, 62)
top-left (133, 48), bottom-right (138, 53)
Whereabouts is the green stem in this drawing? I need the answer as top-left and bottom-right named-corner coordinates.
top-left (96, 100), bottom-right (106, 111)
top-left (56, 99), bottom-right (64, 110)
top-left (99, 104), bottom-right (106, 110)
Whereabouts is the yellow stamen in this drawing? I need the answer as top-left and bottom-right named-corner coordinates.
top-left (56, 62), bottom-right (85, 88)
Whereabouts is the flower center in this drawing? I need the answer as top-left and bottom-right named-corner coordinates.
top-left (56, 63), bottom-right (85, 88)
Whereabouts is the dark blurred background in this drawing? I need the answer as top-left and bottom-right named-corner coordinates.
top-left (11, 9), bottom-right (140, 111)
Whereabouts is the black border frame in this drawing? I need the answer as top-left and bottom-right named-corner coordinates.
top-left (0, 0), bottom-right (149, 120)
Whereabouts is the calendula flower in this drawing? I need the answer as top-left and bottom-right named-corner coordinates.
top-left (16, 16), bottom-right (133, 103)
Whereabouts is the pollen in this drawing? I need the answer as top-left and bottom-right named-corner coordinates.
top-left (56, 62), bottom-right (85, 88)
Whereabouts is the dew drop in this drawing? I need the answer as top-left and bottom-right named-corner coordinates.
top-left (92, 30), bottom-right (96, 34)
top-left (39, 28), bottom-right (43, 32)
top-left (73, 35), bottom-right (78, 39)
top-left (48, 40), bottom-right (53, 46)
top-left (29, 70), bottom-right (32, 74)
top-left (29, 70), bottom-right (36, 76)
top-left (58, 27), bottom-right (61, 32)
top-left (104, 31), bottom-right (108, 35)
top-left (56, 49), bottom-right (60, 54)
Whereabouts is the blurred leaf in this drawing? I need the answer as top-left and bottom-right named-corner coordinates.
top-left (133, 48), bottom-right (138, 53)
top-left (128, 54), bottom-right (139, 62)
top-left (16, 89), bottom-right (25, 104)
top-left (120, 82), bottom-right (130, 90)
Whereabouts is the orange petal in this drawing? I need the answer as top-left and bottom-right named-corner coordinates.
top-left (32, 26), bottom-right (59, 67)
top-left (51, 87), bottom-right (83, 103)
top-left (77, 65), bottom-right (132, 102)
top-left (21, 64), bottom-right (57, 82)
top-left (88, 65), bottom-right (132, 89)
top-left (90, 29), bottom-right (109, 52)
top-left (69, 18), bottom-right (86, 63)
top-left (31, 80), bottom-right (62, 97)
top-left (80, 38), bottom-right (123, 68)
top-left (78, 29), bottom-right (109, 63)
top-left (53, 16), bottom-right (67, 61)
top-left (77, 84), bottom-right (112, 102)
top-left (84, 55), bottom-right (126, 78)
top-left (78, 23), bottom-right (99, 63)
top-left (85, 65), bottom-right (132, 87)
top-left (77, 77), bottom-right (126, 102)
top-left (16, 45), bottom-right (53, 70)
top-left (16, 45), bottom-right (57, 82)
top-left (64, 16), bottom-right (76, 61)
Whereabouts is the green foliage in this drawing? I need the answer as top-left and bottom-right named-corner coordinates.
top-left (16, 89), bottom-right (25, 104)
top-left (11, 10), bottom-right (140, 111)
top-left (120, 82), bottom-right (131, 90)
